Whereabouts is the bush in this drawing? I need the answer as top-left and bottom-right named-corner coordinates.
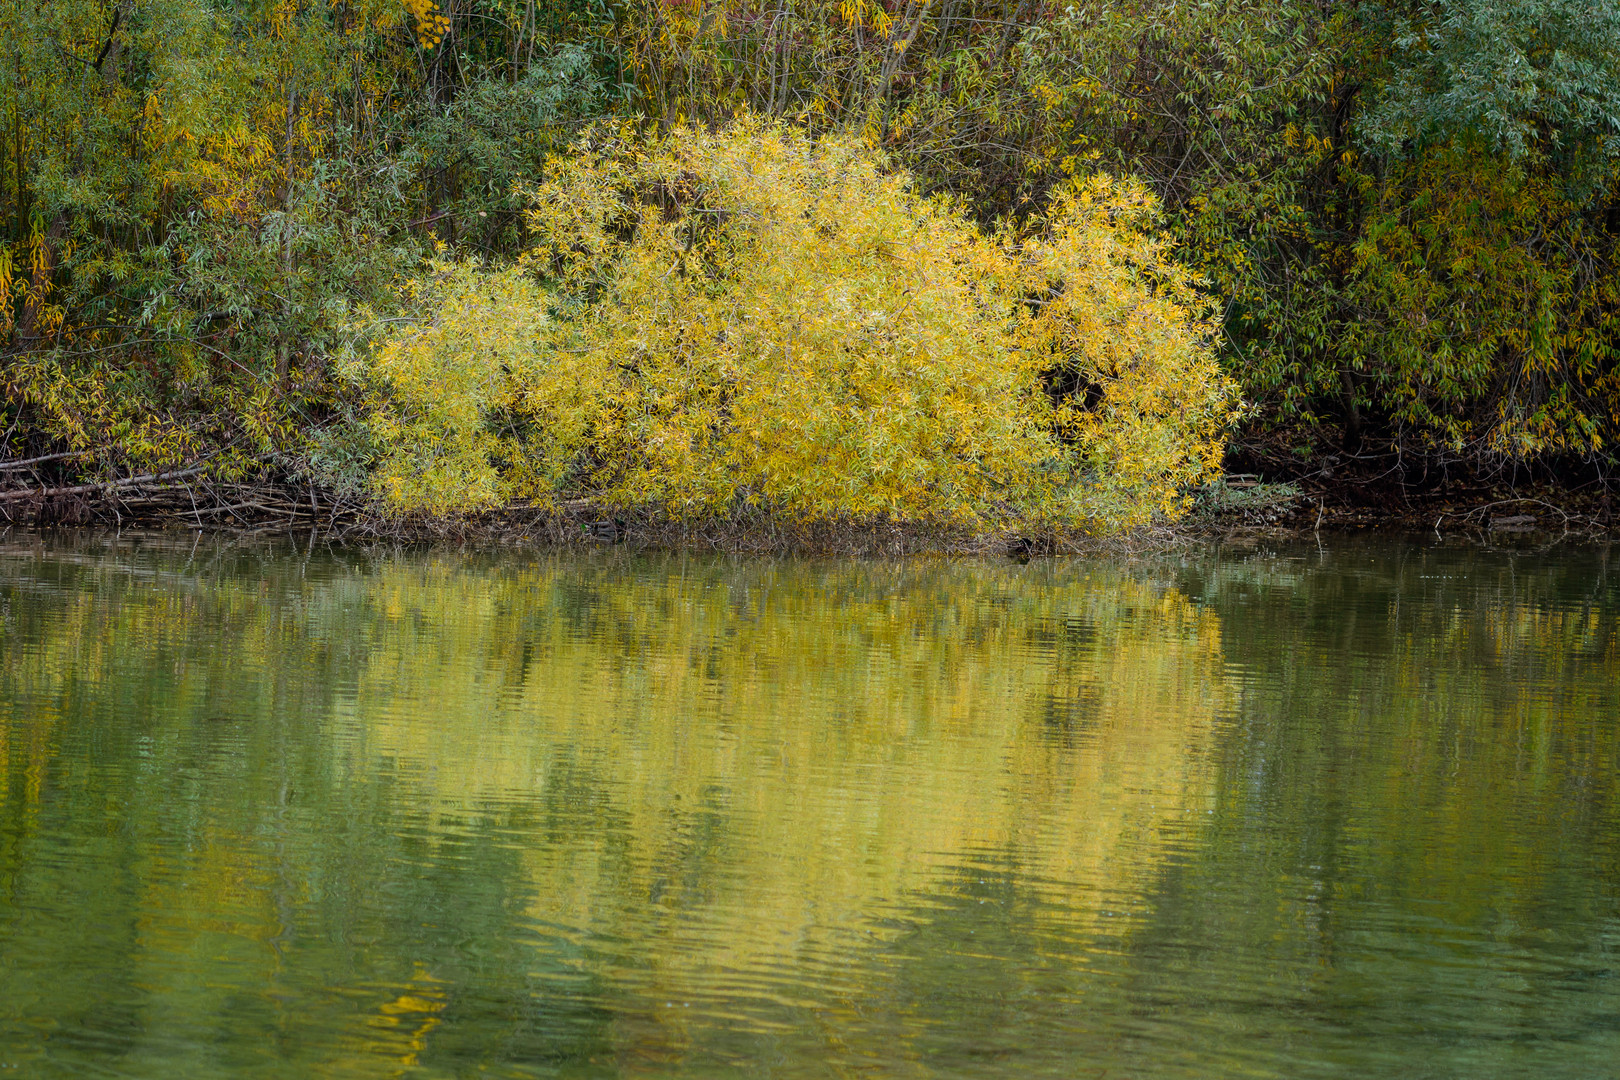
top-left (359, 118), bottom-right (1238, 532)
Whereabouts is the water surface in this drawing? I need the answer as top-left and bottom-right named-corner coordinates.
top-left (1, 533), bottom-right (1617, 1078)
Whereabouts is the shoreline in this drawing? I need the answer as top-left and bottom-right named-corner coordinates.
top-left (1, 471), bottom-right (1615, 556)
top-left (1193, 477), bottom-right (1617, 543)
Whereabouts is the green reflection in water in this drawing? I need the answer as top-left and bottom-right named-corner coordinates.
top-left (0, 534), bottom-right (1616, 1078)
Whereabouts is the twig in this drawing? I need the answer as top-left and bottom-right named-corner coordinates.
top-left (179, 502), bottom-right (312, 518)
top-left (1457, 498), bottom-right (1575, 525)
top-left (407, 210), bottom-right (451, 229)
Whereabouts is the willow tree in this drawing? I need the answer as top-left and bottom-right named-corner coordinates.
top-left (359, 118), bottom-right (1239, 532)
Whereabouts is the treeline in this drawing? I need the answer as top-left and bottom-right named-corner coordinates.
top-left (3, 0), bottom-right (1618, 530)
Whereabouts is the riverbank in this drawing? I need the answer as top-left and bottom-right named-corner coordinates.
top-left (1190, 468), bottom-right (1617, 541)
top-left (0, 471), bottom-right (1159, 557)
top-left (2, 464), bottom-right (1614, 555)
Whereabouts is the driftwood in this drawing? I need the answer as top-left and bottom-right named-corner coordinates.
top-left (0, 465), bottom-right (212, 502)
top-left (0, 454), bottom-right (361, 534)
top-left (0, 450), bottom-right (95, 471)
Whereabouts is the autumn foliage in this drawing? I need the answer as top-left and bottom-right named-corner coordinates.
top-left (5, 0), bottom-right (1619, 531)
top-left (358, 121), bottom-right (1236, 529)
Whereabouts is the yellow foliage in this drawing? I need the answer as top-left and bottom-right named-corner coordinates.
top-left (355, 256), bottom-right (595, 515)
top-left (399, 0), bottom-right (449, 48)
top-left (1012, 178), bottom-right (1243, 523)
top-left (363, 118), bottom-right (1238, 531)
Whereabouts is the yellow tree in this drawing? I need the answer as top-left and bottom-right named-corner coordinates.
top-left (362, 117), bottom-right (1240, 532)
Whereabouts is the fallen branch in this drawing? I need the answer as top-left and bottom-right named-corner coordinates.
top-left (181, 501), bottom-right (314, 518)
top-left (0, 450), bottom-right (95, 471)
top-left (0, 465), bottom-right (211, 502)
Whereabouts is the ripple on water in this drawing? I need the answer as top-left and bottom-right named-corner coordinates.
top-left (0, 535), bottom-right (1617, 1078)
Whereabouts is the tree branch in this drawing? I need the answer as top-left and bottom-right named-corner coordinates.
top-left (0, 465), bottom-right (211, 502)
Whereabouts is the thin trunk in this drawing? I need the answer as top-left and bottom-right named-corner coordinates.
top-left (872, 0), bottom-right (934, 120)
top-left (279, 82), bottom-right (296, 383)
top-left (774, 1), bottom-right (793, 116)
top-left (98, 3), bottom-right (127, 89)
top-left (1340, 368), bottom-right (1362, 454)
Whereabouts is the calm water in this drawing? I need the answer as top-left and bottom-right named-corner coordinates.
top-left (1, 533), bottom-right (1617, 1078)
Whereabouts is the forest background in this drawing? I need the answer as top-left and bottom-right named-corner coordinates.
top-left (3, 0), bottom-right (1618, 539)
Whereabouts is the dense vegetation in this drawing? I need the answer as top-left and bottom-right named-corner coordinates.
top-left (3, 0), bottom-right (1618, 532)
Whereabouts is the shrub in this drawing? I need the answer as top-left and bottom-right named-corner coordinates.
top-left (360, 118), bottom-right (1238, 532)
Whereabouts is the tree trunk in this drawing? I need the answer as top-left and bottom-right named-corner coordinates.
top-left (1340, 368), bottom-right (1362, 454)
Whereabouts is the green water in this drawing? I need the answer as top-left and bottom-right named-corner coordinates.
top-left (1, 533), bottom-right (1617, 1079)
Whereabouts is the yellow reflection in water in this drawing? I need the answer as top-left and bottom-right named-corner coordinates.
top-left (344, 557), bottom-right (1229, 1037)
top-left (4, 540), bottom-right (1620, 1079)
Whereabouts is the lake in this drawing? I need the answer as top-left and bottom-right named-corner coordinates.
top-left (1, 532), bottom-right (1616, 1078)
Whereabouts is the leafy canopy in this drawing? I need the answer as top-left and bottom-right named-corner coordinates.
top-left (1361, 0), bottom-right (1620, 171)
